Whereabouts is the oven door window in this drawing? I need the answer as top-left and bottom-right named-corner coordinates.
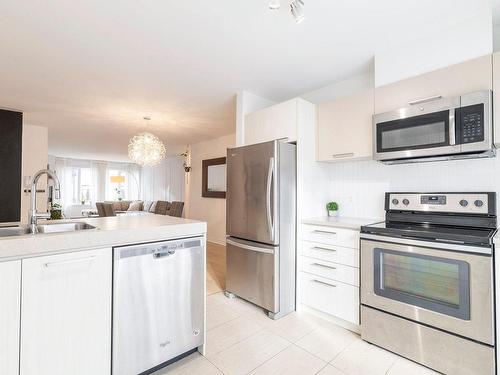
top-left (374, 248), bottom-right (470, 320)
top-left (376, 110), bottom-right (451, 153)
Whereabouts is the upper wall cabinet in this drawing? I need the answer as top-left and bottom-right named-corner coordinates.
top-left (317, 89), bottom-right (374, 162)
top-left (0, 110), bottom-right (22, 223)
top-left (375, 55), bottom-right (493, 114)
top-left (244, 98), bottom-right (305, 145)
top-left (492, 52), bottom-right (500, 147)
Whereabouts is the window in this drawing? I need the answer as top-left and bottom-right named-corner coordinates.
top-left (69, 167), bottom-right (93, 205)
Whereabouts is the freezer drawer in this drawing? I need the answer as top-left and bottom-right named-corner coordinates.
top-left (226, 238), bottom-right (279, 312)
top-left (112, 237), bottom-right (205, 375)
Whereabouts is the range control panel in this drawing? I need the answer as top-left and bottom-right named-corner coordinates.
top-left (387, 193), bottom-right (490, 214)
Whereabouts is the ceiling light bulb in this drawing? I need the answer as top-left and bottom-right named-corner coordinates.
top-left (290, 1), bottom-right (305, 23)
top-left (269, 0), bottom-right (280, 10)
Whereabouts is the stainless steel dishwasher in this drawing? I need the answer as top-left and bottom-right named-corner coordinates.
top-left (112, 236), bottom-right (205, 375)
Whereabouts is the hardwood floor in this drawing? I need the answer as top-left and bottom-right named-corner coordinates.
top-left (207, 242), bottom-right (226, 295)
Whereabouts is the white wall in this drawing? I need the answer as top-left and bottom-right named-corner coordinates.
top-left (300, 72), bottom-right (374, 104)
top-left (185, 134), bottom-right (235, 245)
top-left (235, 91), bottom-right (275, 146)
top-left (21, 124), bottom-right (48, 223)
top-left (375, 7), bottom-right (493, 87)
top-left (141, 156), bottom-right (185, 203)
top-left (325, 157), bottom-right (500, 220)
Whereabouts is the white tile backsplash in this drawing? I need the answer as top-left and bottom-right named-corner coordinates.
top-left (326, 156), bottom-right (500, 219)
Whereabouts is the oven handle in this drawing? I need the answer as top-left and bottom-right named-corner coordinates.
top-left (360, 233), bottom-right (492, 255)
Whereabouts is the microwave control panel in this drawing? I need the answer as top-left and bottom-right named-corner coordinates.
top-left (457, 104), bottom-right (484, 144)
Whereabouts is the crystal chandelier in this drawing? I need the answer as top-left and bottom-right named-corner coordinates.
top-left (128, 117), bottom-right (166, 166)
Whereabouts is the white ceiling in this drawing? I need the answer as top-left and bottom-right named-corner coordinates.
top-left (0, 0), bottom-right (496, 161)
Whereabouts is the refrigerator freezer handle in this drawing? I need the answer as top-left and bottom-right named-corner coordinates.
top-left (226, 238), bottom-right (275, 254)
top-left (266, 157), bottom-right (275, 241)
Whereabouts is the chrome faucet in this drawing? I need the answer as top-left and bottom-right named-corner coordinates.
top-left (29, 169), bottom-right (61, 233)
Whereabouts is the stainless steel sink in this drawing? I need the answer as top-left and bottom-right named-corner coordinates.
top-left (0, 222), bottom-right (96, 237)
top-left (0, 226), bottom-right (32, 237)
top-left (36, 222), bottom-right (96, 234)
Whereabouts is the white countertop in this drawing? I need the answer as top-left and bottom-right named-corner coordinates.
top-left (0, 215), bottom-right (206, 261)
top-left (301, 216), bottom-right (381, 231)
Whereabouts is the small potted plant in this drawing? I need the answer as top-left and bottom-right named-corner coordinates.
top-left (50, 203), bottom-right (63, 220)
top-left (326, 201), bottom-right (339, 217)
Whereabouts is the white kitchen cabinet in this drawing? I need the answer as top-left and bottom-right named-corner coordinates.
top-left (20, 248), bottom-right (112, 375)
top-left (0, 260), bottom-right (21, 375)
top-left (298, 272), bottom-right (359, 325)
top-left (244, 98), bottom-right (313, 145)
top-left (298, 223), bottom-right (360, 331)
top-left (493, 52), bottom-right (500, 147)
top-left (317, 89), bottom-right (374, 162)
top-left (375, 54), bottom-right (492, 114)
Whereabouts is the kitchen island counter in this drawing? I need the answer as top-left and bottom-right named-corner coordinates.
top-left (0, 215), bottom-right (206, 261)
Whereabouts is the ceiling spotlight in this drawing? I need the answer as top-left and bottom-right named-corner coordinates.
top-left (269, 0), bottom-right (280, 10)
top-left (290, 0), bottom-right (305, 23)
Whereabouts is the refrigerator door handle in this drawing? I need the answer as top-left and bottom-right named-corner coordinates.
top-left (266, 157), bottom-right (275, 241)
top-left (226, 238), bottom-right (275, 254)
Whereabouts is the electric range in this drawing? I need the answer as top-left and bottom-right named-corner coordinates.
top-left (360, 192), bottom-right (497, 375)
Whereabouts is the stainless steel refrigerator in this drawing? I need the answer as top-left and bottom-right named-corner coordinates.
top-left (225, 140), bottom-right (296, 319)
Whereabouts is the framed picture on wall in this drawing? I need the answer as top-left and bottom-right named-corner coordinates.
top-left (202, 157), bottom-right (226, 198)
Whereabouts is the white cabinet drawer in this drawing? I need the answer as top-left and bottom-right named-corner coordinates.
top-left (300, 224), bottom-right (359, 249)
top-left (299, 241), bottom-right (359, 268)
top-left (0, 260), bottom-right (21, 375)
top-left (299, 256), bottom-right (359, 286)
top-left (21, 248), bottom-right (112, 375)
top-left (298, 272), bottom-right (359, 325)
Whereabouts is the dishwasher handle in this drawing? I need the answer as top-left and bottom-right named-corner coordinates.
top-left (153, 247), bottom-right (176, 258)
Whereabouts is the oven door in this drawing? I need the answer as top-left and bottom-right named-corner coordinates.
top-left (360, 238), bottom-right (494, 345)
top-left (373, 96), bottom-right (460, 161)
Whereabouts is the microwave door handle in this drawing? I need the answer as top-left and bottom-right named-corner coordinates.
top-left (449, 110), bottom-right (456, 146)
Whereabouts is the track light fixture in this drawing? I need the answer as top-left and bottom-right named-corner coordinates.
top-left (290, 0), bottom-right (305, 23)
top-left (269, 1), bottom-right (305, 23)
top-left (268, 0), bottom-right (280, 10)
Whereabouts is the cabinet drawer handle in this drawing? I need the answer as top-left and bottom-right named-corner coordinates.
top-left (312, 246), bottom-right (337, 252)
top-left (311, 262), bottom-right (336, 270)
top-left (331, 153), bottom-right (354, 159)
top-left (312, 279), bottom-right (337, 288)
top-left (311, 263), bottom-right (337, 270)
top-left (44, 256), bottom-right (96, 268)
top-left (408, 95), bottom-right (442, 106)
top-left (312, 230), bottom-right (337, 235)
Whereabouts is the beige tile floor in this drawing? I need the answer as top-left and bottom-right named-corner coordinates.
top-left (154, 243), bottom-right (438, 374)
top-left (155, 291), bottom-right (439, 375)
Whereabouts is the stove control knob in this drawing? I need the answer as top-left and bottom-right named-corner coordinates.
top-left (474, 200), bottom-right (484, 208)
top-left (392, 199), bottom-right (399, 205)
top-left (402, 199), bottom-right (410, 206)
top-left (459, 199), bottom-right (469, 207)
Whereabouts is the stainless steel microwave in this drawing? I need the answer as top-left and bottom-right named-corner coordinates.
top-left (373, 90), bottom-right (494, 164)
